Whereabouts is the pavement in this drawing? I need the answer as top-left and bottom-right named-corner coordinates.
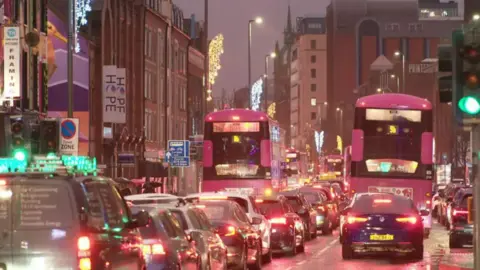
top-left (261, 222), bottom-right (473, 270)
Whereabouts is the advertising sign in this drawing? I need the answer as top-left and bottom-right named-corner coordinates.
top-left (3, 26), bottom-right (21, 102)
top-left (103, 66), bottom-right (126, 123)
top-left (59, 118), bottom-right (79, 155)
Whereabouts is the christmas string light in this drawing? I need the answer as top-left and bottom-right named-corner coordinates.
top-left (75, 0), bottom-right (92, 53)
top-left (250, 78), bottom-right (263, 111)
top-left (267, 102), bottom-right (275, 118)
top-left (207, 34), bottom-right (224, 101)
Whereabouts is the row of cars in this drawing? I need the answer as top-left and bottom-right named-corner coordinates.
top-left (432, 183), bottom-right (473, 248)
top-left (124, 181), bottom-right (347, 269)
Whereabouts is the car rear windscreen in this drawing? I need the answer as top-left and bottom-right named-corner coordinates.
top-left (256, 200), bottom-right (284, 218)
top-left (5, 182), bottom-right (74, 228)
top-left (128, 198), bottom-right (178, 205)
top-left (303, 192), bottom-right (322, 204)
top-left (200, 203), bottom-right (229, 221)
top-left (352, 196), bottom-right (416, 214)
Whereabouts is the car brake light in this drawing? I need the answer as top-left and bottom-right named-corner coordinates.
top-left (195, 205), bottom-right (206, 208)
top-left (255, 199), bottom-right (264, 203)
top-left (396, 217), bottom-right (417, 224)
top-left (453, 210), bottom-right (468, 216)
top-left (426, 200), bottom-right (431, 205)
top-left (142, 243), bottom-right (166, 255)
top-left (374, 199), bottom-right (391, 203)
top-left (78, 258), bottom-right (91, 270)
top-left (269, 217), bottom-right (287, 224)
top-left (347, 216), bottom-right (368, 224)
top-left (225, 226), bottom-right (236, 236)
top-left (77, 236), bottom-right (91, 251)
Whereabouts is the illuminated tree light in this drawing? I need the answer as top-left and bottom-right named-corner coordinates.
top-left (337, 135), bottom-right (343, 154)
top-left (207, 34), bottom-right (224, 101)
top-left (250, 78), bottom-right (263, 111)
top-left (315, 131), bottom-right (324, 154)
top-left (75, 0), bottom-right (92, 53)
top-left (267, 102), bottom-right (275, 118)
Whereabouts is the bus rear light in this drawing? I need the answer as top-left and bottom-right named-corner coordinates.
top-left (396, 217), bottom-right (417, 224)
top-left (232, 116), bottom-right (240, 120)
top-left (255, 199), bottom-right (264, 203)
top-left (374, 199), bottom-right (392, 204)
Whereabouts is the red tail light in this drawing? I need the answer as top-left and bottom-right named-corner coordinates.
top-left (269, 217), bottom-right (287, 224)
top-left (77, 236), bottom-right (91, 251)
top-left (142, 243), bottom-right (166, 255)
top-left (77, 236), bottom-right (91, 270)
top-left (396, 217), bottom-right (417, 224)
top-left (453, 210), bottom-right (468, 216)
top-left (225, 226), bottom-right (236, 236)
top-left (347, 216), bottom-right (367, 224)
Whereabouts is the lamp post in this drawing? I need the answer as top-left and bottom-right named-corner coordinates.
top-left (394, 51), bottom-right (406, 93)
top-left (264, 51), bottom-right (276, 112)
top-left (248, 17), bottom-right (263, 108)
top-left (390, 74), bottom-right (400, 92)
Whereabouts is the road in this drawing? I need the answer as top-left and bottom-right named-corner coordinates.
top-left (262, 223), bottom-right (473, 270)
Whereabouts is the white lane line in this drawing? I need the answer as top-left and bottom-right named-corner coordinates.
top-left (313, 239), bottom-right (339, 258)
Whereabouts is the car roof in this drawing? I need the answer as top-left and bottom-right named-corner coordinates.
top-left (185, 192), bottom-right (251, 201)
top-left (195, 199), bottom-right (239, 208)
top-left (125, 193), bottom-right (179, 201)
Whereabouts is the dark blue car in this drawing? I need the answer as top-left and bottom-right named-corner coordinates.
top-left (340, 193), bottom-right (424, 260)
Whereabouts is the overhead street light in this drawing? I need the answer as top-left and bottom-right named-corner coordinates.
top-left (264, 51), bottom-right (277, 111)
top-left (248, 16), bottom-right (264, 108)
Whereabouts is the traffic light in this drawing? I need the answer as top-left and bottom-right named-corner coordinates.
top-left (9, 115), bottom-right (27, 161)
top-left (455, 26), bottom-right (480, 116)
top-left (39, 119), bottom-right (59, 155)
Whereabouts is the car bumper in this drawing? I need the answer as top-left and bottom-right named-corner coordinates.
top-left (270, 226), bottom-right (296, 253)
top-left (343, 227), bottom-right (422, 253)
top-left (451, 225), bottom-right (473, 245)
top-left (350, 241), bottom-right (416, 253)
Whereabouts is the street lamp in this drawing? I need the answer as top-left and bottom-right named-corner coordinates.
top-left (264, 51), bottom-right (276, 111)
top-left (248, 16), bottom-right (263, 108)
top-left (473, 14), bottom-right (480, 21)
top-left (376, 88), bottom-right (382, 93)
top-left (390, 74), bottom-right (400, 92)
top-left (394, 51), bottom-right (406, 93)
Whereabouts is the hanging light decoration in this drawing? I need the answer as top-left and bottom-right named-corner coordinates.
top-left (267, 102), bottom-right (276, 118)
top-left (75, 0), bottom-right (92, 53)
top-left (250, 78), bottom-right (263, 111)
top-left (207, 34), bottom-right (224, 101)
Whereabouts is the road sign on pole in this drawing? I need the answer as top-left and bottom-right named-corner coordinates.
top-left (167, 140), bottom-right (190, 167)
top-left (59, 118), bottom-right (79, 155)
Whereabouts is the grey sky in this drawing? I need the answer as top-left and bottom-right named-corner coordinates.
top-left (173, 0), bottom-right (330, 96)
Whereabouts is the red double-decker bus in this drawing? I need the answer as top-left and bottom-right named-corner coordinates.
top-left (350, 93), bottom-right (434, 236)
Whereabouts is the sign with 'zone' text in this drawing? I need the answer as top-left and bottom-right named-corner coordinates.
top-left (59, 118), bottom-right (79, 155)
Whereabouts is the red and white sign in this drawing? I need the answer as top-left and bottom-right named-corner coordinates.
top-left (368, 186), bottom-right (413, 199)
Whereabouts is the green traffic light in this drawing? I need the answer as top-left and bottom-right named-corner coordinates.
top-left (458, 96), bottom-right (480, 115)
top-left (13, 150), bottom-right (26, 161)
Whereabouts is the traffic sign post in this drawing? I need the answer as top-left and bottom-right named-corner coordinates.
top-left (59, 118), bottom-right (79, 155)
top-left (167, 140), bottom-right (190, 167)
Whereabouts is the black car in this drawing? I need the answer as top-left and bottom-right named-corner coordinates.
top-left (130, 205), bottom-right (201, 269)
top-left (195, 200), bottom-right (263, 270)
top-left (301, 185), bottom-right (340, 229)
top-left (279, 190), bottom-right (318, 239)
top-left (449, 187), bottom-right (473, 248)
top-left (341, 193), bottom-right (424, 260)
top-left (0, 175), bottom-right (148, 269)
top-left (254, 195), bottom-right (305, 255)
top-left (298, 188), bottom-right (334, 235)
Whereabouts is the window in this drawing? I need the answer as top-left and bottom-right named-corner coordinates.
top-left (310, 69), bottom-right (316, 78)
top-left (310, 40), bottom-right (316, 49)
top-left (195, 210), bottom-right (213, 230)
top-left (158, 31), bottom-right (165, 66)
top-left (186, 210), bottom-right (203, 230)
top-left (179, 84), bottom-right (186, 110)
top-left (311, 98), bottom-right (317, 106)
top-left (171, 210), bottom-right (188, 230)
top-left (311, 112), bottom-right (317, 120)
top-left (310, 55), bottom-right (316, 63)
top-left (95, 183), bottom-right (129, 228)
top-left (166, 211), bottom-right (187, 238)
top-left (234, 206), bottom-right (249, 224)
top-left (310, 84), bottom-right (316, 92)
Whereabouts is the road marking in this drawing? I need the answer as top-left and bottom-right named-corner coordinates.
top-left (313, 239), bottom-right (339, 258)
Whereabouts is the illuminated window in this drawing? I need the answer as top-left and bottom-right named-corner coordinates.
top-left (311, 98), bottom-right (317, 106)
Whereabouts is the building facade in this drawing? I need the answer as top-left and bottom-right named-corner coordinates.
top-left (290, 17), bottom-right (327, 158)
top-left (273, 6), bottom-right (296, 144)
top-left (326, 0), bottom-right (464, 160)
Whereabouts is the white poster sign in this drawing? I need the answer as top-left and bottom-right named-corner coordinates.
top-left (115, 68), bottom-right (126, 123)
top-left (59, 118), bottom-right (79, 156)
top-left (103, 66), bottom-right (123, 123)
top-left (3, 26), bottom-right (21, 102)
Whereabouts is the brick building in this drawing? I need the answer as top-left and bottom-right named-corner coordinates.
top-left (325, 0), bottom-right (463, 161)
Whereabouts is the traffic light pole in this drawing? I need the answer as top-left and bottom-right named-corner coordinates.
top-left (474, 124), bottom-right (480, 269)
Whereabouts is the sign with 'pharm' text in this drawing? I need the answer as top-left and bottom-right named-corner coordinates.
top-left (102, 66), bottom-right (126, 123)
top-left (3, 26), bottom-right (20, 102)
